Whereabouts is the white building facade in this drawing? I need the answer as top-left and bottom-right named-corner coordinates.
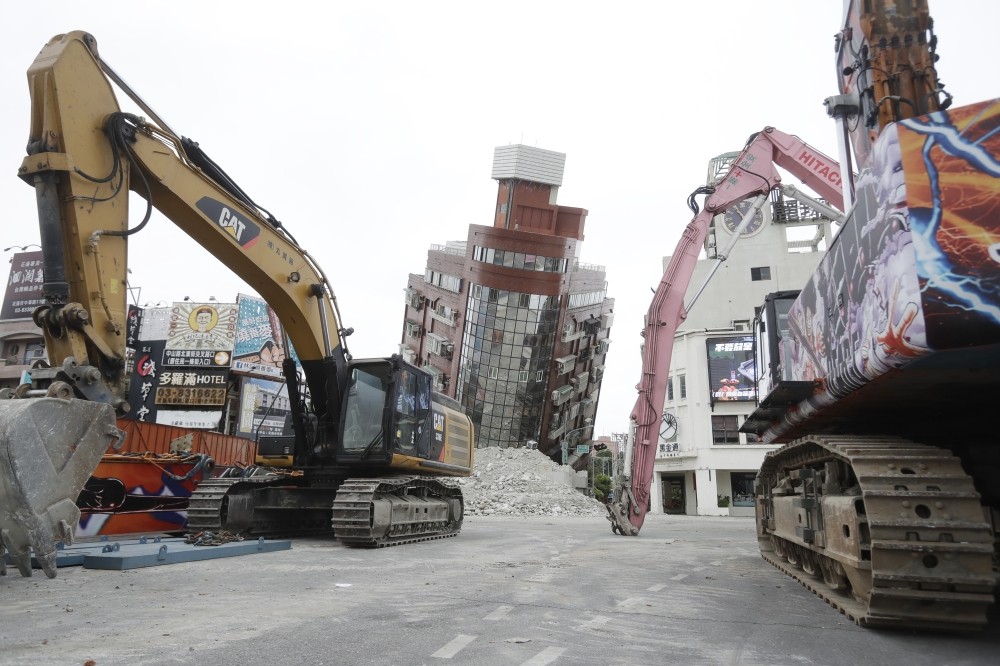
top-left (649, 152), bottom-right (838, 517)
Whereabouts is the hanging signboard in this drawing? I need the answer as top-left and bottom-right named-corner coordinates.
top-left (1, 251), bottom-right (45, 320)
top-left (125, 340), bottom-right (166, 422)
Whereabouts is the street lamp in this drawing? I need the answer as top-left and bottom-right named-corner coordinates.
top-left (3, 244), bottom-right (42, 263)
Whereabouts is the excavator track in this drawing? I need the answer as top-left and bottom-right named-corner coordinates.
top-left (756, 436), bottom-right (996, 632)
top-left (186, 475), bottom-right (338, 538)
top-left (331, 477), bottom-right (464, 548)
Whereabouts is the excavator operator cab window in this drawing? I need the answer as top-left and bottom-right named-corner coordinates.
top-left (340, 365), bottom-right (389, 459)
top-left (392, 367), bottom-right (432, 457)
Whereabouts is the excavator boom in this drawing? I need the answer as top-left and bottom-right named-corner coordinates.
top-left (607, 129), bottom-right (847, 535)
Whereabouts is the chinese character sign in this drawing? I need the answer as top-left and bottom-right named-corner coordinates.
top-left (125, 340), bottom-right (166, 422)
top-left (1, 251), bottom-right (45, 320)
top-left (126, 305), bottom-right (143, 350)
top-left (706, 335), bottom-right (756, 402)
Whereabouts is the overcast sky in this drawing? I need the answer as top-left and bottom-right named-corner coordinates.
top-left (2, 1), bottom-right (996, 437)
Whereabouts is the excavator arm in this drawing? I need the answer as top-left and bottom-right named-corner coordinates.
top-left (607, 128), bottom-right (848, 535)
top-left (20, 32), bottom-right (347, 400)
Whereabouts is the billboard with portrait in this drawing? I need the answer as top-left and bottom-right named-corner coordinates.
top-left (232, 294), bottom-right (297, 378)
top-left (706, 335), bottom-right (755, 402)
top-left (164, 301), bottom-right (238, 368)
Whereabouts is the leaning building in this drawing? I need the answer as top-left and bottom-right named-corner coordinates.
top-left (400, 145), bottom-right (613, 464)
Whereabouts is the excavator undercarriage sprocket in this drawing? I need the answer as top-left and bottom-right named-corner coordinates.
top-left (756, 435), bottom-right (997, 631)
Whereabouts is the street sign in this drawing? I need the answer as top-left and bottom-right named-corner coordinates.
top-left (575, 444), bottom-right (590, 455)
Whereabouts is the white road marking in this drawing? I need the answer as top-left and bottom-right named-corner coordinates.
top-left (670, 573), bottom-right (688, 581)
top-left (615, 597), bottom-right (641, 608)
top-left (431, 634), bottom-right (477, 659)
top-left (647, 583), bottom-right (667, 592)
top-left (691, 567), bottom-right (705, 572)
top-left (484, 605), bottom-right (515, 621)
top-left (520, 646), bottom-right (567, 666)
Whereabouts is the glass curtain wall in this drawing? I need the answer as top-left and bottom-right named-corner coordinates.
top-left (457, 285), bottom-right (561, 447)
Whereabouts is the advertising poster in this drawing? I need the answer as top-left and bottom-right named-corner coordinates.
top-left (232, 294), bottom-right (296, 378)
top-left (236, 376), bottom-right (292, 439)
top-left (164, 301), bottom-right (238, 368)
top-left (706, 336), bottom-right (755, 402)
top-left (1, 250), bottom-right (45, 320)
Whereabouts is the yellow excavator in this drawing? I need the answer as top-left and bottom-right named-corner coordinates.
top-left (0, 31), bottom-right (474, 578)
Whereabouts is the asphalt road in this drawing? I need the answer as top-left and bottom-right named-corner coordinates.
top-left (1, 514), bottom-right (997, 665)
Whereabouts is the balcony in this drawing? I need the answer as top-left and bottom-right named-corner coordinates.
top-left (429, 309), bottom-right (458, 327)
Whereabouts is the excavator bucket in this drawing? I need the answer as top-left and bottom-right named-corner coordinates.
top-left (0, 398), bottom-right (122, 578)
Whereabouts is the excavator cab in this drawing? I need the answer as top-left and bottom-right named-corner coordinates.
top-left (338, 357), bottom-right (434, 464)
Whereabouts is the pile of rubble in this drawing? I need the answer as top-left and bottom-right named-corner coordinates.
top-left (457, 447), bottom-right (607, 518)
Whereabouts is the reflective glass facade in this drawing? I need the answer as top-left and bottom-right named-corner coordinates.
top-left (472, 245), bottom-right (569, 273)
top-left (457, 285), bottom-right (561, 448)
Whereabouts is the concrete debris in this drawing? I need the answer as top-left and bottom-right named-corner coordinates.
top-left (457, 447), bottom-right (607, 518)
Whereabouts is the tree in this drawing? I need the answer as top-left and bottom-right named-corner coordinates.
top-left (594, 473), bottom-right (612, 502)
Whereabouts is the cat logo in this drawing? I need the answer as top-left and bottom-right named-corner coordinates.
top-left (433, 412), bottom-right (445, 432)
top-left (195, 196), bottom-right (261, 248)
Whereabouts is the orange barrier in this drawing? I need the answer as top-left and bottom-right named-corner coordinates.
top-left (114, 419), bottom-right (257, 467)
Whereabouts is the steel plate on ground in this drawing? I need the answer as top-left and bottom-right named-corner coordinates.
top-left (81, 537), bottom-right (291, 570)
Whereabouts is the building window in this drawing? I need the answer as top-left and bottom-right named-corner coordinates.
top-left (730, 472), bottom-right (757, 507)
top-left (666, 376), bottom-right (674, 402)
top-left (424, 268), bottom-right (463, 293)
top-left (750, 266), bottom-right (771, 281)
top-left (711, 415), bottom-right (740, 444)
top-left (679, 374), bottom-right (686, 400)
